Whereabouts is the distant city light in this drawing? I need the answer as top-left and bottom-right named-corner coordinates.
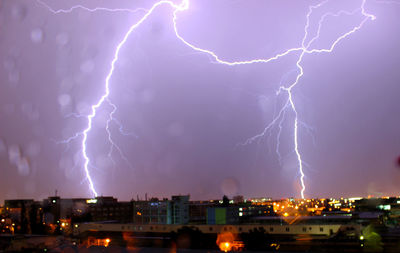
top-left (86, 199), bottom-right (98, 204)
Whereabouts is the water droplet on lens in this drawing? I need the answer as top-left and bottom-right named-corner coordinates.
top-left (11, 4), bottom-right (27, 21)
top-left (168, 122), bottom-right (184, 137)
top-left (28, 110), bottom-right (40, 121)
top-left (60, 78), bottom-right (74, 91)
top-left (3, 104), bottom-right (15, 114)
top-left (8, 70), bottom-right (19, 84)
top-left (3, 57), bottom-right (15, 71)
top-left (80, 60), bottom-right (94, 73)
top-left (8, 144), bottom-right (21, 164)
top-left (76, 102), bottom-right (90, 115)
top-left (26, 141), bottom-right (41, 157)
top-left (17, 157), bottom-right (30, 176)
top-left (56, 33), bottom-right (69, 47)
top-left (21, 103), bottom-right (33, 115)
top-left (0, 139), bottom-right (7, 155)
top-left (31, 28), bottom-right (44, 43)
top-left (58, 94), bottom-right (71, 107)
top-left (220, 177), bottom-right (240, 197)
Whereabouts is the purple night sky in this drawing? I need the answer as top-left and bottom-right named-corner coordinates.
top-left (0, 0), bottom-right (399, 202)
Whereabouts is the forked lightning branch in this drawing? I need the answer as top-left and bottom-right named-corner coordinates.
top-left (38, 0), bottom-right (376, 199)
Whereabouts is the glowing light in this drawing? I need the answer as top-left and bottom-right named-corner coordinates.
top-left (219, 242), bottom-right (232, 252)
top-left (86, 199), bottom-right (98, 204)
top-left (40, 0), bottom-right (376, 198)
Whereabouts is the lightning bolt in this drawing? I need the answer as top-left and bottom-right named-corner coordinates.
top-left (105, 99), bottom-right (136, 170)
top-left (36, 0), bottom-right (147, 14)
top-left (40, 0), bottom-right (375, 198)
top-left (239, 0), bottom-right (375, 198)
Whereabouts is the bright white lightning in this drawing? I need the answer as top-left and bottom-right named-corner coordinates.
top-left (36, 0), bottom-right (147, 14)
top-left (105, 99), bottom-right (136, 170)
top-left (41, 0), bottom-right (375, 198)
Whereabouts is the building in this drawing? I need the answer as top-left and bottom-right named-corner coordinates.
top-left (189, 201), bottom-right (214, 224)
top-left (169, 195), bottom-right (189, 225)
top-left (87, 197), bottom-right (133, 223)
top-left (133, 198), bottom-right (168, 224)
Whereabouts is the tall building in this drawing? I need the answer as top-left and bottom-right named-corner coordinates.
top-left (169, 195), bottom-right (190, 224)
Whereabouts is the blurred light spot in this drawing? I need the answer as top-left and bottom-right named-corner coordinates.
top-left (168, 122), bottom-right (184, 137)
top-left (59, 156), bottom-right (75, 179)
top-left (0, 139), bottom-right (7, 155)
top-left (74, 151), bottom-right (81, 165)
top-left (80, 60), bottom-right (95, 73)
top-left (8, 144), bottom-right (21, 165)
top-left (76, 101), bottom-right (90, 115)
top-left (60, 78), bottom-right (74, 91)
top-left (28, 110), bottom-right (40, 121)
top-left (3, 104), bottom-right (15, 114)
top-left (31, 28), bottom-right (44, 44)
top-left (21, 103), bottom-right (32, 114)
top-left (56, 33), bottom-right (69, 47)
top-left (282, 156), bottom-right (297, 175)
top-left (58, 94), bottom-right (71, 107)
top-left (33, 125), bottom-right (44, 137)
top-left (82, 45), bottom-right (99, 59)
top-left (64, 163), bottom-right (75, 180)
top-left (3, 56), bottom-right (15, 71)
top-left (258, 96), bottom-right (273, 113)
top-left (19, 103), bottom-right (39, 120)
top-left (11, 4), bottom-right (26, 21)
top-left (8, 70), bottom-right (20, 84)
top-left (221, 177), bottom-right (240, 197)
top-left (8, 46), bottom-right (20, 58)
top-left (96, 155), bottom-right (113, 170)
top-left (26, 141), bottom-right (41, 157)
top-left (140, 89), bottom-right (154, 103)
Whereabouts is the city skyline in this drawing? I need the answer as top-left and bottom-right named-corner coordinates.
top-left (1, 0), bottom-right (400, 202)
